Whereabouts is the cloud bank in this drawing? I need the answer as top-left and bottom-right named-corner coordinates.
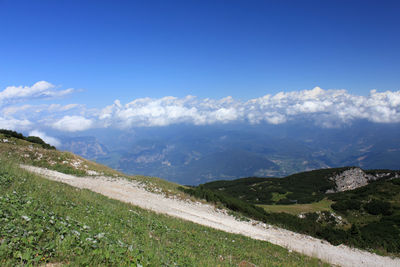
top-left (52, 116), bottom-right (93, 132)
top-left (1, 81), bottom-right (400, 132)
top-left (99, 87), bottom-right (400, 128)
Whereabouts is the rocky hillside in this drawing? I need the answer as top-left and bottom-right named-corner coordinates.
top-left (327, 168), bottom-right (399, 193)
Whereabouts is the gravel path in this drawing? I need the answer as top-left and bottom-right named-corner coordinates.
top-left (21, 165), bottom-right (400, 267)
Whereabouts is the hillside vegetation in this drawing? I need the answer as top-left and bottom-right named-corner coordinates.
top-left (0, 131), bottom-right (185, 197)
top-left (201, 168), bottom-right (351, 204)
top-left (0, 129), bottom-right (56, 150)
top-left (184, 168), bottom-right (400, 255)
top-left (0, 131), bottom-right (326, 266)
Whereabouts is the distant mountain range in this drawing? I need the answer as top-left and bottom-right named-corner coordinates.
top-left (57, 120), bottom-right (400, 185)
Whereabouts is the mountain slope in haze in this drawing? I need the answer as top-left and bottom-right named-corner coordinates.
top-left (56, 121), bottom-right (400, 185)
top-left (58, 136), bottom-right (109, 160)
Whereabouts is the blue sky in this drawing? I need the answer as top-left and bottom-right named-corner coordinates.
top-left (0, 0), bottom-right (400, 140)
top-left (1, 0), bottom-right (400, 104)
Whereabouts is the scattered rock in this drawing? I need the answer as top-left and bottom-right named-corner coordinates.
top-left (86, 170), bottom-right (100, 176)
top-left (327, 168), bottom-right (397, 193)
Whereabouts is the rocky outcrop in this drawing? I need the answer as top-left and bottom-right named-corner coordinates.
top-left (327, 168), bottom-right (399, 193)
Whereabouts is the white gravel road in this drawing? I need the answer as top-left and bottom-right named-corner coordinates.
top-left (21, 165), bottom-right (400, 267)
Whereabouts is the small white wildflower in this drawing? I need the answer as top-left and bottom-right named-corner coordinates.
top-left (72, 230), bottom-right (80, 236)
top-left (95, 233), bottom-right (105, 239)
top-left (21, 215), bottom-right (31, 222)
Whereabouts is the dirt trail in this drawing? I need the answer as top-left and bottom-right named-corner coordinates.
top-left (21, 165), bottom-right (400, 267)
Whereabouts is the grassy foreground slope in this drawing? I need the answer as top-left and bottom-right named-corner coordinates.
top-left (0, 132), bottom-right (185, 197)
top-left (0, 136), bottom-right (326, 266)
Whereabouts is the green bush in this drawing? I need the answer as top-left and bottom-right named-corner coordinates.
top-left (0, 129), bottom-right (25, 139)
top-left (331, 199), bottom-right (362, 213)
top-left (360, 220), bottom-right (400, 252)
top-left (391, 178), bottom-right (400, 186)
top-left (364, 200), bottom-right (392, 216)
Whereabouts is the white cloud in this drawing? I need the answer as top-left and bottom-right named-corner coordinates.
top-left (0, 81), bottom-right (74, 105)
top-left (2, 105), bottom-right (33, 116)
top-left (52, 115), bottom-right (93, 132)
top-left (48, 103), bottom-right (79, 112)
top-left (2, 103), bottom-right (80, 116)
top-left (99, 96), bottom-right (209, 128)
top-left (209, 107), bottom-right (240, 123)
top-left (28, 130), bottom-right (61, 147)
top-left (0, 117), bottom-right (31, 130)
top-left (2, 81), bottom-right (400, 131)
top-left (97, 87), bottom-right (400, 128)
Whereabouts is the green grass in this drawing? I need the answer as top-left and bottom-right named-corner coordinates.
top-left (271, 192), bottom-right (290, 202)
top-left (0, 160), bottom-right (328, 266)
top-left (258, 199), bottom-right (334, 215)
top-left (0, 135), bottom-right (189, 199)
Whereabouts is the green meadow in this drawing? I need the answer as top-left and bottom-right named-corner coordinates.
top-left (0, 160), bottom-right (327, 266)
top-left (258, 199), bottom-right (333, 215)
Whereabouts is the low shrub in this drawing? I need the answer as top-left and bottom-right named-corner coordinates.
top-left (331, 199), bottom-right (362, 213)
top-left (364, 200), bottom-right (392, 216)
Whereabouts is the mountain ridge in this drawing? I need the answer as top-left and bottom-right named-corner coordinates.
top-left (53, 121), bottom-right (400, 185)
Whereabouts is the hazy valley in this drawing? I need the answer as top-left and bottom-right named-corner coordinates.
top-left (57, 121), bottom-right (400, 185)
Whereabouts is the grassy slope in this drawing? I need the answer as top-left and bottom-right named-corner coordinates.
top-left (0, 134), bottom-right (186, 197)
top-left (0, 138), bottom-right (327, 266)
top-left (258, 199), bottom-right (333, 216)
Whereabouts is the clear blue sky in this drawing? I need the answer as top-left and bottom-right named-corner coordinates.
top-left (1, 0), bottom-right (399, 107)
